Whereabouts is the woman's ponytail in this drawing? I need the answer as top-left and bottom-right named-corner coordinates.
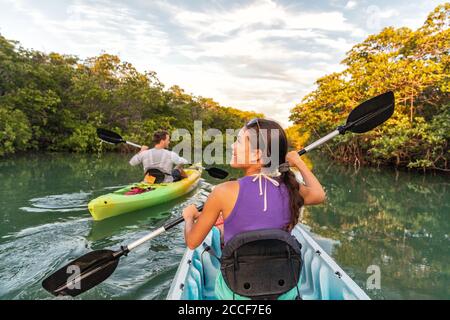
top-left (279, 164), bottom-right (304, 231)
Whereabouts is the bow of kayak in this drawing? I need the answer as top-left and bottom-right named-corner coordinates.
top-left (167, 224), bottom-right (370, 300)
top-left (88, 168), bottom-right (202, 221)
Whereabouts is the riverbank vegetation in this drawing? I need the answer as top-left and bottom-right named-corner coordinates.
top-left (289, 4), bottom-right (449, 172)
top-left (0, 35), bottom-right (261, 156)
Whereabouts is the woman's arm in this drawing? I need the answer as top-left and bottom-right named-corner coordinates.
top-left (183, 186), bottom-right (223, 249)
top-left (286, 151), bottom-right (326, 205)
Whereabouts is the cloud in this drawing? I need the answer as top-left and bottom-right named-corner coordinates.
top-left (378, 8), bottom-right (399, 19)
top-left (145, 0), bottom-right (365, 126)
top-left (1, 0), bottom-right (171, 66)
top-left (3, 0), bottom-right (437, 127)
top-left (314, 37), bottom-right (354, 52)
top-left (160, 0), bottom-right (365, 39)
top-left (345, 1), bottom-right (357, 10)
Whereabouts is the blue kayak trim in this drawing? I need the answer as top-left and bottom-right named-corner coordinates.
top-left (167, 225), bottom-right (370, 300)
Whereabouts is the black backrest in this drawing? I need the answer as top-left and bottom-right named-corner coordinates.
top-left (144, 168), bottom-right (166, 184)
top-left (220, 229), bottom-right (302, 300)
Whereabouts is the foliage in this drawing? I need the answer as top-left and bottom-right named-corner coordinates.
top-left (0, 37), bottom-right (261, 156)
top-left (289, 4), bottom-right (449, 171)
top-left (0, 105), bottom-right (32, 156)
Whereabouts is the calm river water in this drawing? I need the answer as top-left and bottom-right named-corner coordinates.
top-left (0, 153), bottom-right (448, 299)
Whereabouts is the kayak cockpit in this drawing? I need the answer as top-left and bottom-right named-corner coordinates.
top-left (167, 225), bottom-right (370, 300)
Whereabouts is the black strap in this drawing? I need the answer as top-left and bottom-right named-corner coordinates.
top-left (287, 244), bottom-right (301, 299)
top-left (200, 244), bottom-right (221, 291)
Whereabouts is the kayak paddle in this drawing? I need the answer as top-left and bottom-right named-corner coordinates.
top-left (96, 128), bottom-right (228, 179)
top-left (298, 91), bottom-right (395, 155)
top-left (42, 204), bottom-right (203, 297)
top-left (97, 128), bottom-right (141, 148)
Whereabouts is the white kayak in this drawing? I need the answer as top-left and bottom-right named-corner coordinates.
top-left (167, 224), bottom-right (370, 300)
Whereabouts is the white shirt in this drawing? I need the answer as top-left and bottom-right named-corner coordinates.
top-left (129, 148), bottom-right (189, 182)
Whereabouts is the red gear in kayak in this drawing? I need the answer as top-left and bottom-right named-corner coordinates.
top-left (215, 215), bottom-right (224, 226)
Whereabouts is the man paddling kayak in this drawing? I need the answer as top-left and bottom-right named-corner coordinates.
top-left (182, 118), bottom-right (326, 299)
top-left (129, 130), bottom-right (189, 183)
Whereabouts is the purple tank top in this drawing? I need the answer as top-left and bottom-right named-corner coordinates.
top-left (223, 175), bottom-right (291, 244)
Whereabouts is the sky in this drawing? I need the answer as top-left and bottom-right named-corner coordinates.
top-left (0, 0), bottom-right (445, 127)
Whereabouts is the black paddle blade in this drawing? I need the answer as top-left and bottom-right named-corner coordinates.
top-left (206, 167), bottom-right (229, 179)
top-left (345, 91), bottom-right (395, 134)
top-left (42, 249), bottom-right (120, 297)
top-left (97, 128), bottom-right (125, 144)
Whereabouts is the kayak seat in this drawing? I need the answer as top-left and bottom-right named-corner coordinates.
top-left (144, 168), bottom-right (167, 184)
top-left (220, 229), bottom-right (303, 300)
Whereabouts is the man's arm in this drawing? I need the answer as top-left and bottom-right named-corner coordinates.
top-left (170, 151), bottom-right (189, 166)
top-left (129, 146), bottom-right (149, 166)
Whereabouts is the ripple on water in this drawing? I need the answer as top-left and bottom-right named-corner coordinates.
top-left (0, 219), bottom-right (91, 299)
top-left (19, 192), bottom-right (91, 213)
top-left (1, 184), bottom-right (212, 300)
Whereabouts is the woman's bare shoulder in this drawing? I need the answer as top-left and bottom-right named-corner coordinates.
top-left (209, 180), bottom-right (240, 216)
top-left (209, 180), bottom-right (238, 197)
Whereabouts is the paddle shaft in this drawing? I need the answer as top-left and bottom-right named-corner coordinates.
top-left (104, 135), bottom-right (211, 173)
top-left (298, 129), bottom-right (340, 156)
top-left (119, 144), bottom-right (208, 171)
top-left (119, 140), bottom-right (220, 175)
top-left (126, 204), bottom-right (203, 252)
top-left (125, 141), bottom-right (142, 148)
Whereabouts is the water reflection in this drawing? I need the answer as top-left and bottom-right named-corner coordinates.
top-left (302, 156), bottom-right (450, 299)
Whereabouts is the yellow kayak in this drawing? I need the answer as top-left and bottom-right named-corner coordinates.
top-left (88, 168), bottom-right (202, 221)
